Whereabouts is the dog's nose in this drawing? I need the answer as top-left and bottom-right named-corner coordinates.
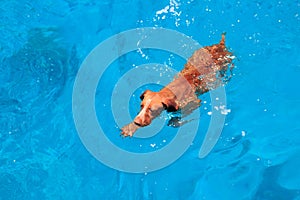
top-left (134, 116), bottom-right (143, 127)
top-left (134, 116), bottom-right (151, 127)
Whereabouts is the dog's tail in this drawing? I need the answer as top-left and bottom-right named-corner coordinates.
top-left (220, 32), bottom-right (226, 46)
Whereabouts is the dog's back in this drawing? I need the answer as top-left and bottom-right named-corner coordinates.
top-left (180, 34), bottom-right (233, 95)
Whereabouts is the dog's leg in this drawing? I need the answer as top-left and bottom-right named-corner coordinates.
top-left (167, 97), bottom-right (201, 127)
top-left (167, 116), bottom-right (197, 127)
top-left (180, 97), bottom-right (201, 117)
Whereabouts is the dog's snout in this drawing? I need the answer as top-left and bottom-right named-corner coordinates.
top-left (134, 115), bottom-right (150, 127)
top-left (134, 116), bottom-right (142, 126)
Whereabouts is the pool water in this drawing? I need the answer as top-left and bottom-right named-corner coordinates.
top-left (1, 0), bottom-right (300, 199)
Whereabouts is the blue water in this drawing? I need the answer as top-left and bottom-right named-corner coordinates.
top-left (1, 0), bottom-right (300, 199)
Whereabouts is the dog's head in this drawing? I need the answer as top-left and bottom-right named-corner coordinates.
top-left (134, 90), bottom-right (178, 127)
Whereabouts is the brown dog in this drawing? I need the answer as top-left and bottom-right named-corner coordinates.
top-left (121, 34), bottom-right (234, 137)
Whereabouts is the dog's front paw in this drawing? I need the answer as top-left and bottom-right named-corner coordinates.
top-left (121, 122), bottom-right (140, 137)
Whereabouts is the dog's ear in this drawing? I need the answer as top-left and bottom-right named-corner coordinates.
top-left (162, 98), bottom-right (179, 112)
top-left (140, 90), bottom-right (151, 100)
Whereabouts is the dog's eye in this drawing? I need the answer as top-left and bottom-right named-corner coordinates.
top-left (140, 95), bottom-right (144, 100)
top-left (140, 92), bottom-right (146, 100)
top-left (140, 90), bottom-right (151, 100)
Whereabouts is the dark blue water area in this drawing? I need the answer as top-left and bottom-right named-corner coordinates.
top-left (1, 0), bottom-right (300, 199)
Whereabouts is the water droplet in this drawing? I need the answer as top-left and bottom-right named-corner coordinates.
top-left (241, 131), bottom-right (246, 137)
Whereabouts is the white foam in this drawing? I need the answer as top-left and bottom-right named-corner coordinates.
top-left (156, 5), bottom-right (170, 15)
top-left (150, 143), bottom-right (156, 148)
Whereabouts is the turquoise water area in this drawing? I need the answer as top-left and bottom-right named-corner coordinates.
top-left (1, 0), bottom-right (300, 199)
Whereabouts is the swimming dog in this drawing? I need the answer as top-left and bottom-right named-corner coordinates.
top-left (121, 34), bottom-right (234, 137)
